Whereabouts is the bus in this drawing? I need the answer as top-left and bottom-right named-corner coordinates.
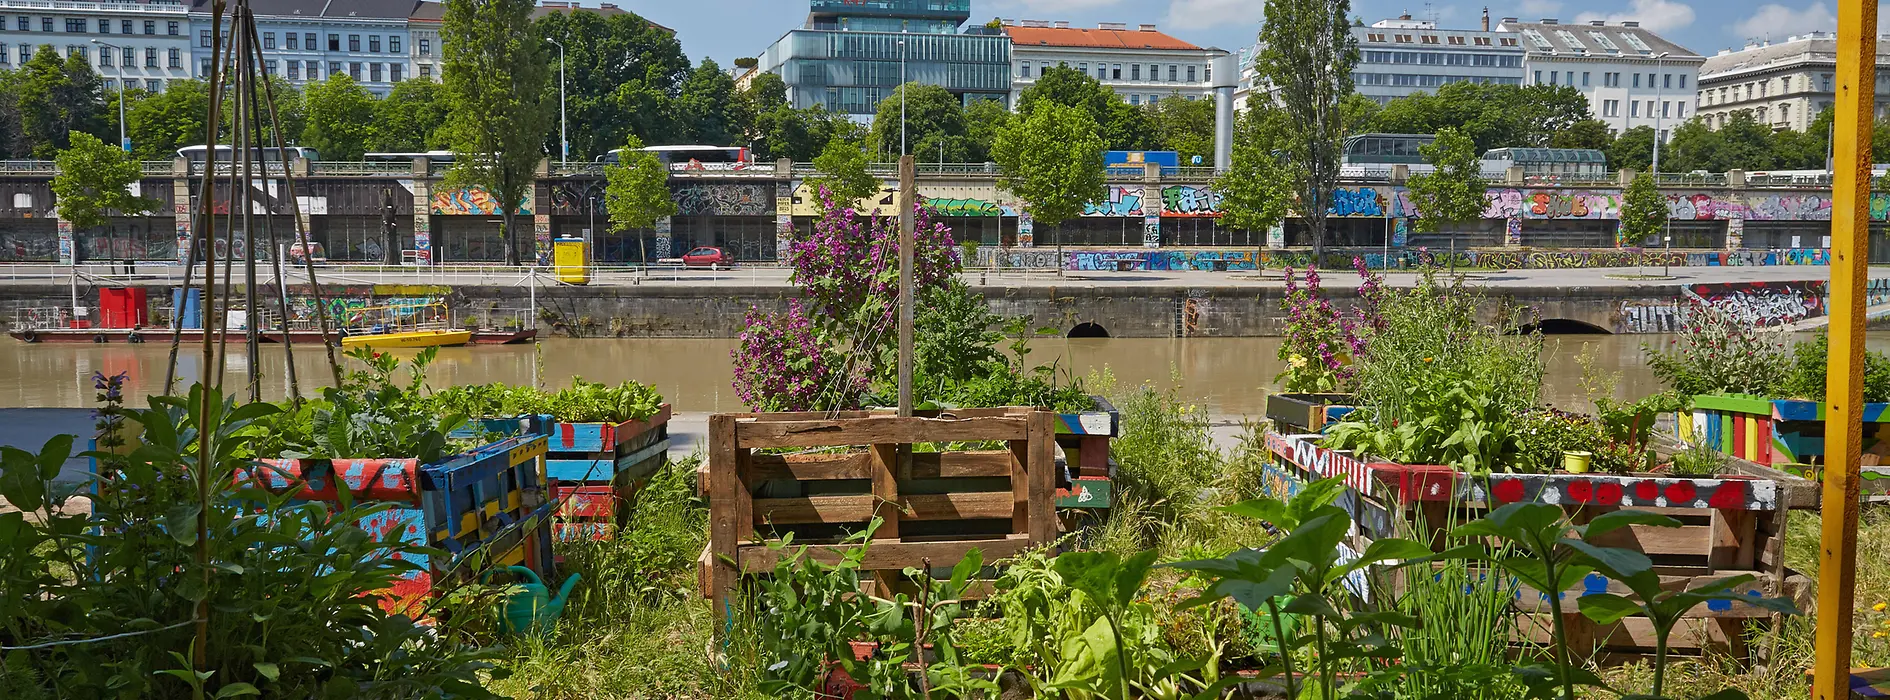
top-left (176, 145), bottom-right (319, 163)
top-left (597, 145), bottom-right (750, 169)
top-left (366, 150), bottom-right (455, 164)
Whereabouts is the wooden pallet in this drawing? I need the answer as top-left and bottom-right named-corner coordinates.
top-left (701, 408), bottom-right (1058, 612)
top-left (1262, 430), bottom-right (1816, 665)
top-left (1687, 394), bottom-right (1890, 502)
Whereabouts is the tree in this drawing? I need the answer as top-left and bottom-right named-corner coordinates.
top-left (19, 47), bottom-right (109, 158)
top-left (1370, 82), bottom-right (1597, 152)
top-left (1770, 127), bottom-right (1824, 170)
top-left (1551, 119), bottom-right (1613, 150)
top-left (127, 80), bottom-right (207, 161)
top-left (533, 8), bottom-right (691, 158)
top-left (441, 0), bottom-right (552, 266)
top-left (1216, 105), bottom-right (1296, 240)
top-left (1017, 64), bottom-right (1152, 151)
top-left (53, 132), bottom-right (158, 261)
top-left (1715, 113), bottom-right (1778, 171)
top-left (870, 83), bottom-right (969, 162)
top-left (1149, 94), bottom-right (1216, 165)
top-left (674, 58), bottom-right (748, 146)
top-left (0, 70), bottom-right (27, 158)
top-left (992, 101), bottom-right (1105, 244)
top-left (961, 97), bottom-right (1012, 163)
top-left (1258, 0), bottom-right (1359, 263)
top-left (1608, 126), bottom-right (1655, 172)
top-left (1405, 127), bottom-right (1487, 251)
top-left (222, 75), bottom-right (304, 146)
top-left (1663, 118), bottom-right (1722, 173)
top-left (1619, 172), bottom-right (1667, 247)
top-left (807, 138), bottom-right (879, 205)
top-left (301, 74), bottom-right (376, 161)
top-left (603, 135), bottom-right (675, 263)
top-left (1340, 93), bottom-right (1381, 136)
top-left (371, 78), bottom-right (449, 152)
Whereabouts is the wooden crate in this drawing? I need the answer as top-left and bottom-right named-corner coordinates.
top-left (1687, 394), bottom-right (1890, 502)
top-left (1054, 396), bottom-right (1119, 515)
top-left (451, 406), bottom-right (674, 536)
top-left (701, 408), bottom-right (1058, 612)
top-left (240, 434), bottom-right (556, 616)
top-left (1262, 431), bottom-right (1815, 664)
top-left (1265, 393), bottom-right (1356, 434)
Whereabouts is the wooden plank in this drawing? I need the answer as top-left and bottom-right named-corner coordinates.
top-left (869, 444), bottom-right (901, 540)
top-left (1028, 411), bottom-right (1057, 544)
top-left (748, 452), bottom-right (874, 481)
top-left (906, 451), bottom-right (1014, 479)
top-left (735, 533), bottom-right (1032, 573)
top-left (1519, 614), bottom-right (1748, 654)
top-left (734, 415), bottom-right (1030, 449)
top-left (707, 414), bottom-right (743, 615)
top-left (1583, 523), bottom-right (1713, 558)
top-left (1010, 435), bottom-right (1030, 535)
top-left (1710, 508), bottom-right (1757, 570)
top-left (752, 492), bottom-right (1017, 525)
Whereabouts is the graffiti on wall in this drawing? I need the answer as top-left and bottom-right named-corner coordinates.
top-left (673, 183), bottom-right (772, 216)
top-left (979, 245), bottom-right (1845, 272)
top-left (1160, 186), bottom-right (1223, 217)
top-left (1330, 187), bottom-right (1386, 217)
top-left (1616, 280), bottom-right (1830, 334)
top-left (430, 187), bottom-right (531, 216)
top-left (1085, 186), bottom-right (1143, 217)
top-left (923, 197), bottom-right (1016, 217)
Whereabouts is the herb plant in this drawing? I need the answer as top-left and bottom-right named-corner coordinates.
top-left (1642, 299), bottom-right (1789, 397)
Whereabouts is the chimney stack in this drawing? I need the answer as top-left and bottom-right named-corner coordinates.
top-left (1481, 7), bottom-right (1489, 31)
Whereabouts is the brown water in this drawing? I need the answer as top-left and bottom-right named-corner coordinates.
top-left (17, 334), bottom-right (1874, 414)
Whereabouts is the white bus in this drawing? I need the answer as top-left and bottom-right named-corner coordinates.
top-left (365, 150), bottom-right (455, 164)
top-left (176, 145), bottom-right (318, 163)
top-left (597, 145), bottom-right (750, 169)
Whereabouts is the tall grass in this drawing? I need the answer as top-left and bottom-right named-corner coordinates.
top-left (1389, 508), bottom-right (1525, 700)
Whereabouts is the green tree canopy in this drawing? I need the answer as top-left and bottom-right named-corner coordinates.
top-left (807, 138), bottom-right (880, 205)
top-left (1367, 82), bottom-right (1595, 153)
top-left (126, 81), bottom-right (205, 161)
top-left (961, 97), bottom-right (1012, 163)
top-left (533, 8), bottom-right (691, 157)
top-left (993, 101), bottom-right (1105, 232)
top-left (1406, 127), bottom-right (1487, 234)
top-left (1216, 104), bottom-right (1296, 235)
top-left (19, 47), bottom-right (109, 158)
top-left (300, 74), bottom-right (376, 161)
top-left (1551, 119), bottom-right (1613, 150)
top-left (869, 83), bottom-right (969, 163)
top-left (1016, 64), bottom-right (1153, 151)
top-left (442, 0), bottom-right (552, 265)
top-left (371, 78), bottom-right (449, 152)
top-left (1607, 126), bottom-right (1655, 172)
top-left (603, 134), bottom-right (676, 232)
top-left (0, 70), bottom-right (28, 158)
top-left (673, 59), bottom-right (749, 146)
top-left (53, 131), bottom-right (157, 235)
top-left (1259, 0), bottom-right (1359, 261)
top-left (1619, 172), bottom-right (1668, 246)
top-left (1149, 94), bottom-right (1215, 166)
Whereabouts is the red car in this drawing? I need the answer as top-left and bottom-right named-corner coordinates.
top-left (681, 246), bottom-right (733, 268)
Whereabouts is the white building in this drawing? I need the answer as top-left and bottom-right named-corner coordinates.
top-left (1352, 12), bottom-right (1524, 104)
top-left (1496, 17), bottom-right (1703, 141)
top-left (1004, 20), bottom-right (1227, 108)
top-left (0, 0), bottom-right (194, 95)
top-left (1231, 42), bottom-right (1264, 111)
top-left (1696, 32), bottom-right (1890, 132)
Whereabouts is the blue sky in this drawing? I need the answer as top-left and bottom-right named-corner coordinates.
top-left (610, 0), bottom-right (1869, 67)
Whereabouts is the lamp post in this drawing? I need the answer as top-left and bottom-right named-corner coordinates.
top-left (899, 36), bottom-right (908, 157)
top-left (1650, 51), bottom-right (1671, 269)
top-left (91, 39), bottom-right (128, 153)
top-left (548, 37), bottom-right (567, 168)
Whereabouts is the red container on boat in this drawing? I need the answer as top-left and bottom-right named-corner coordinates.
top-left (97, 287), bottom-right (149, 329)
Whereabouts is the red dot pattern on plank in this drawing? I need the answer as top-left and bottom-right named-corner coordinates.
top-left (1567, 480), bottom-right (1593, 503)
top-left (1594, 481), bottom-right (1623, 506)
top-left (1492, 478), bottom-right (1526, 503)
top-left (1635, 480), bottom-right (1660, 502)
top-left (1706, 481), bottom-right (1747, 509)
top-left (1665, 481), bottom-right (1697, 505)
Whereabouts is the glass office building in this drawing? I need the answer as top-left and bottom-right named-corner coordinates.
top-left (759, 0), bottom-right (1010, 117)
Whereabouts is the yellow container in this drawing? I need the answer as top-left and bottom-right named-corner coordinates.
top-left (1562, 450), bottom-right (1593, 474)
top-left (553, 238), bottom-right (589, 285)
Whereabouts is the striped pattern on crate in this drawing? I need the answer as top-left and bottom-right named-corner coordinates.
top-left (1485, 473), bottom-right (1779, 511)
top-left (1053, 410), bottom-right (1116, 437)
top-left (1266, 432), bottom-right (1375, 492)
top-left (548, 405), bottom-right (672, 453)
top-left (546, 436), bottom-right (671, 482)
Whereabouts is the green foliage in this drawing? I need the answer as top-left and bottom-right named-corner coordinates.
top-left (428, 377), bottom-right (663, 424)
top-left (1147, 94), bottom-right (1216, 167)
top-left (0, 376), bottom-right (503, 698)
top-left (1607, 126), bottom-right (1656, 172)
top-left (1257, 0), bottom-right (1358, 260)
top-left (993, 100), bottom-right (1106, 229)
top-left (18, 47), bottom-right (108, 158)
top-left (532, 8), bottom-right (692, 158)
top-left (1366, 83), bottom-right (1593, 152)
top-left (1667, 114), bottom-right (1777, 174)
top-left (673, 58), bottom-right (748, 146)
top-left (1642, 300), bottom-right (1789, 397)
top-left (1777, 330), bottom-right (1890, 403)
top-left (603, 134), bottom-right (677, 232)
top-left (807, 137), bottom-right (880, 205)
top-left (441, 0), bottom-right (552, 266)
top-left (52, 131), bottom-right (157, 232)
top-left (300, 73), bottom-right (376, 161)
top-left (1016, 65), bottom-right (1154, 152)
top-left (370, 78), bottom-right (450, 152)
top-left (960, 97), bottom-right (1012, 163)
top-left (1669, 438), bottom-right (1727, 477)
top-left (1514, 409), bottom-right (1606, 473)
top-left (1109, 380), bottom-right (1222, 526)
top-left (264, 346), bottom-right (464, 462)
top-left (1551, 119), bottom-right (1614, 150)
top-left (126, 79), bottom-right (209, 161)
top-left (870, 82), bottom-right (972, 162)
top-left (1216, 105), bottom-right (1296, 235)
top-left (1407, 127), bottom-right (1487, 234)
top-left (1619, 172), bottom-right (1668, 246)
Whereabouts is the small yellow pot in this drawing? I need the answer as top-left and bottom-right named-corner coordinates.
top-left (1563, 451), bottom-right (1593, 474)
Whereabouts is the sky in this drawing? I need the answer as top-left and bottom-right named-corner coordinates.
top-left (606, 0), bottom-right (1882, 67)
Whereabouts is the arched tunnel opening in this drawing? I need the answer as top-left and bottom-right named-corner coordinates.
top-left (1514, 318), bottom-right (1613, 335)
top-left (1067, 322), bottom-right (1111, 338)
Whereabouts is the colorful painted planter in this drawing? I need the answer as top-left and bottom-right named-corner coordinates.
top-left (239, 433), bottom-right (555, 616)
top-left (1054, 396), bottom-right (1119, 512)
top-left (1265, 393), bottom-right (1356, 433)
top-left (452, 405), bottom-right (673, 538)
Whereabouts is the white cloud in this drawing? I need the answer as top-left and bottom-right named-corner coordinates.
top-left (1732, 3), bottom-right (1836, 40)
top-left (1518, 0), bottom-right (1565, 16)
top-left (1165, 0), bottom-right (1266, 32)
top-left (1573, 0), bottom-right (1697, 33)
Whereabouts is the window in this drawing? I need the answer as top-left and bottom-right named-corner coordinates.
top-left (41, 17), bottom-right (52, 31)
top-left (1111, 64), bottom-right (1121, 79)
top-left (167, 21), bottom-right (177, 35)
top-left (287, 61), bottom-right (299, 79)
top-left (1187, 65), bottom-right (1196, 82)
top-left (1131, 63), bottom-right (1140, 80)
top-left (68, 46), bottom-right (83, 60)
top-left (307, 60), bottom-right (320, 78)
top-left (263, 32), bottom-right (275, 49)
top-left (65, 18), bottom-right (84, 33)
top-left (168, 48), bottom-right (179, 68)
top-left (121, 46), bottom-right (132, 65)
top-left (1474, 36), bottom-right (1492, 45)
top-left (390, 36), bottom-right (400, 53)
top-left (120, 20), bottom-right (130, 34)
top-left (1522, 29), bottom-right (1552, 49)
top-left (264, 60), bottom-right (276, 75)
top-left (1421, 35), bottom-right (1439, 44)
top-left (98, 47), bottom-right (109, 66)
top-left (1582, 71), bottom-right (1590, 86)
top-left (419, 38), bottom-right (431, 56)
top-left (1533, 70), bottom-right (1541, 84)
top-left (1760, 81), bottom-right (1768, 97)
top-left (1780, 103), bottom-right (1789, 121)
top-left (1555, 29), bottom-right (1584, 48)
top-left (306, 33), bottom-right (316, 50)
top-left (349, 62), bottom-right (360, 80)
top-left (199, 58), bottom-right (211, 76)
top-left (329, 61), bottom-right (341, 76)
top-left (1633, 73), bottom-right (1640, 88)
top-left (200, 30), bottom-right (211, 48)
top-left (1394, 34), bottom-right (1412, 43)
top-left (1588, 31), bottom-right (1619, 50)
top-left (144, 47), bottom-right (156, 67)
top-left (19, 46), bottom-right (29, 63)
top-left (419, 65), bottom-right (431, 78)
top-left (328, 34), bottom-right (340, 51)
top-left (1677, 102), bottom-right (1685, 118)
top-left (369, 63), bottom-right (381, 82)
top-left (1630, 101), bottom-right (1640, 118)
top-left (390, 64), bottom-right (402, 82)
top-left (1018, 61), bottom-right (1027, 77)
top-left (1621, 32), bottom-right (1652, 52)
top-left (1368, 33), bottom-right (1385, 42)
top-left (98, 18), bottom-right (109, 33)
top-left (1147, 93), bottom-right (1159, 103)
top-left (1662, 101), bottom-right (1670, 118)
top-left (348, 35), bottom-right (360, 52)
top-left (369, 35), bottom-right (380, 53)
top-left (143, 20), bottom-right (154, 35)
top-left (1663, 73), bottom-right (1671, 90)
top-left (1168, 65), bottom-right (1177, 81)
top-left (1679, 75), bottom-right (1687, 88)
top-left (1095, 64), bottom-right (1105, 80)
top-left (1448, 36), bottom-right (1465, 45)
top-left (145, 79), bottom-right (158, 92)
top-left (1548, 71), bottom-right (1557, 85)
top-left (1129, 94), bottom-right (1140, 105)
top-left (1567, 71), bottom-right (1574, 85)
top-left (17, 17), bottom-right (28, 31)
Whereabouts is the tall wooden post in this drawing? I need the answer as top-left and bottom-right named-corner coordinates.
top-left (1814, 1), bottom-right (1875, 697)
top-left (898, 155), bottom-right (915, 417)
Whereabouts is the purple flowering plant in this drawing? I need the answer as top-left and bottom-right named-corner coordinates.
top-left (1275, 257), bottom-right (1386, 393)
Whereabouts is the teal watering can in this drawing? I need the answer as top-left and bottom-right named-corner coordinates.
top-left (486, 566), bottom-right (580, 635)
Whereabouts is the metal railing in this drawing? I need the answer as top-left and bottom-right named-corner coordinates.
top-left (311, 161), bottom-right (414, 176)
top-left (1656, 172), bottom-right (1729, 186)
top-left (141, 160), bottom-right (178, 175)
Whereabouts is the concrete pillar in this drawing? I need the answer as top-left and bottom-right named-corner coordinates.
top-left (1210, 54), bottom-right (1238, 172)
top-left (56, 217), bottom-right (74, 265)
top-left (1390, 164), bottom-right (1409, 184)
top-left (1727, 169), bottom-right (1746, 187)
top-left (1726, 217), bottom-right (1745, 250)
top-left (411, 178), bottom-right (433, 265)
top-left (775, 178), bottom-right (793, 262)
top-left (1505, 165), bottom-right (1525, 186)
top-left (1142, 162), bottom-right (1163, 248)
top-left (654, 216), bottom-right (672, 259)
top-left (1618, 169), bottom-right (1638, 186)
top-left (1018, 211), bottom-right (1034, 248)
top-left (172, 173), bottom-right (192, 263)
top-left (290, 157), bottom-right (311, 177)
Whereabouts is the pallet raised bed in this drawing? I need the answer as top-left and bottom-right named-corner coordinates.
top-left (449, 405), bottom-right (673, 538)
top-left (1053, 396), bottom-right (1119, 514)
top-left (1687, 394), bottom-right (1890, 502)
top-left (1262, 431), bottom-right (1816, 664)
top-left (1264, 392), bottom-right (1356, 434)
top-left (239, 434), bottom-right (555, 616)
top-left (700, 408), bottom-right (1059, 612)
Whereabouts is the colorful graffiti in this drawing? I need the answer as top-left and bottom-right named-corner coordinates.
top-left (1161, 185), bottom-right (1223, 217)
top-left (1616, 280), bottom-right (1830, 334)
top-left (1330, 187), bottom-right (1385, 217)
top-left (923, 197), bottom-right (1016, 217)
top-left (674, 183), bottom-right (772, 216)
top-left (1665, 192), bottom-right (1834, 221)
top-left (429, 187), bottom-right (531, 216)
top-left (979, 246), bottom-right (1845, 271)
top-left (1085, 186), bottom-right (1144, 217)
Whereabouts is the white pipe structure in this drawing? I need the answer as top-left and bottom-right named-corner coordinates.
top-left (1210, 54), bottom-right (1239, 172)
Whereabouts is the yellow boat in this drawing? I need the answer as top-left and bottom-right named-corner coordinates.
top-left (340, 328), bottom-right (473, 349)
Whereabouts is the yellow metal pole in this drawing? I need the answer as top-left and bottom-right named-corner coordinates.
top-left (1815, 1), bottom-right (1875, 697)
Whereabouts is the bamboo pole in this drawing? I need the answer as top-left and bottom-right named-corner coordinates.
top-left (1813, 1), bottom-right (1875, 698)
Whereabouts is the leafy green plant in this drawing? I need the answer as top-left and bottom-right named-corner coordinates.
top-left (1643, 299), bottom-right (1789, 397)
top-left (1668, 439), bottom-right (1727, 477)
top-left (263, 346), bottom-right (464, 462)
top-left (1778, 330), bottom-right (1890, 403)
top-left (428, 378), bottom-right (664, 424)
top-left (1514, 409), bottom-right (1605, 473)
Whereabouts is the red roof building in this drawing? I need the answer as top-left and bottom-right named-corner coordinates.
top-left (1003, 20), bottom-right (1227, 108)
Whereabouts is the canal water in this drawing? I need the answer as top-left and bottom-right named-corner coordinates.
top-left (13, 334), bottom-right (1890, 415)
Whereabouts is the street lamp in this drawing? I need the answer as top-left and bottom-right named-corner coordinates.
top-left (899, 36), bottom-right (908, 157)
top-left (548, 37), bottom-right (567, 168)
top-left (91, 39), bottom-right (128, 153)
